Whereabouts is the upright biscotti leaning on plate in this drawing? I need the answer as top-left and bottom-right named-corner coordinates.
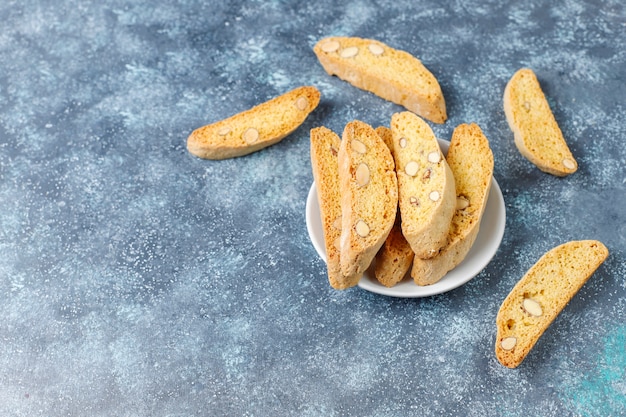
top-left (412, 123), bottom-right (494, 286)
top-left (338, 121), bottom-right (398, 279)
top-left (495, 240), bottom-right (609, 368)
top-left (310, 126), bottom-right (363, 290)
top-left (309, 121), bottom-right (398, 289)
top-left (389, 112), bottom-right (456, 260)
top-left (313, 36), bottom-right (447, 124)
top-left (373, 126), bottom-right (415, 288)
top-left (503, 68), bottom-right (577, 176)
top-left (187, 86), bottom-right (320, 160)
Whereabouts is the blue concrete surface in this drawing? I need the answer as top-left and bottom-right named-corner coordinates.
top-left (0, 0), bottom-right (624, 415)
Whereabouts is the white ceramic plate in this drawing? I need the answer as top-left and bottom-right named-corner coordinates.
top-left (305, 139), bottom-right (506, 297)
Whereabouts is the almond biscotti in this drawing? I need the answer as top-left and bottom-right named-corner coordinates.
top-left (373, 126), bottom-right (414, 287)
top-left (187, 86), bottom-right (320, 160)
top-left (503, 68), bottom-right (577, 176)
top-left (412, 123), bottom-right (494, 286)
top-left (374, 216), bottom-right (414, 287)
top-left (495, 240), bottom-right (609, 368)
top-left (310, 126), bottom-right (362, 289)
top-left (338, 120), bottom-right (398, 278)
top-left (313, 37), bottom-right (447, 124)
top-left (390, 112), bottom-right (456, 259)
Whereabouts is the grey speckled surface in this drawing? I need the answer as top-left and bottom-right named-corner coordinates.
top-left (1, 0), bottom-right (625, 416)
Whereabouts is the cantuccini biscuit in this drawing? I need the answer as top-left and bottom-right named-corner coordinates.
top-left (338, 121), bottom-right (398, 278)
top-left (187, 86), bottom-right (320, 160)
top-left (373, 126), bottom-right (414, 287)
top-left (495, 240), bottom-right (609, 368)
top-left (310, 126), bottom-right (362, 289)
top-left (503, 68), bottom-right (577, 176)
top-left (390, 112), bottom-right (456, 259)
top-left (314, 37), bottom-right (447, 124)
top-left (412, 123), bottom-right (494, 286)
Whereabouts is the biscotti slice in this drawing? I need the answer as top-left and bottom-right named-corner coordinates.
top-left (495, 240), bottom-right (609, 368)
top-left (187, 86), bottom-right (320, 160)
top-left (373, 126), bottom-right (414, 287)
top-left (374, 216), bottom-right (415, 287)
top-left (314, 37), bottom-right (446, 124)
top-left (412, 123), bottom-right (494, 286)
top-left (503, 68), bottom-right (577, 176)
top-left (338, 120), bottom-right (398, 278)
top-left (390, 112), bottom-right (456, 259)
top-left (310, 126), bottom-right (362, 290)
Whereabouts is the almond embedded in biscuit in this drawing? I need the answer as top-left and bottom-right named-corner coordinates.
top-left (351, 139), bottom-right (367, 154)
top-left (427, 151), bottom-right (441, 164)
top-left (355, 220), bottom-right (370, 237)
top-left (217, 126), bottom-right (231, 136)
top-left (243, 127), bottom-right (259, 144)
top-left (355, 163), bottom-right (370, 187)
top-left (522, 298), bottom-right (543, 317)
top-left (295, 96), bottom-right (309, 110)
top-left (368, 43), bottom-right (384, 56)
top-left (405, 161), bottom-right (419, 177)
top-left (340, 46), bottom-right (359, 58)
top-left (321, 40), bottom-right (340, 53)
top-left (500, 337), bottom-right (517, 351)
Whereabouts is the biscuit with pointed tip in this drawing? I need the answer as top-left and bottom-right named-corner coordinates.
top-left (338, 121), bottom-right (398, 278)
top-left (310, 126), bottom-right (362, 289)
top-left (314, 37), bottom-right (446, 124)
top-left (503, 68), bottom-right (577, 176)
top-left (390, 112), bottom-right (455, 259)
top-left (411, 123), bottom-right (494, 285)
top-left (187, 86), bottom-right (320, 160)
top-left (495, 240), bottom-right (608, 368)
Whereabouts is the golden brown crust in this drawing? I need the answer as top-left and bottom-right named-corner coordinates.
top-left (187, 86), bottom-right (320, 160)
top-left (412, 123), bottom-right (494, 285)
top-left (314, 37), bottom-right (446, 124)
top-left (503, 68), bottom-right (577, 176)
top-left (495, 240), bottom-right (609, 368)
top-left (338, 120), bottom-right (398, 278)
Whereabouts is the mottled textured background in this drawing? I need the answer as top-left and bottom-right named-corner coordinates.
top-left (0, 0), bottom-right (625, 416)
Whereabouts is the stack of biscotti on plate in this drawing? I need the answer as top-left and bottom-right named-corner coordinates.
top-left (310, 112), bottom-right (495, 289)
top-left (310, 121), bottom-right (398, 289)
